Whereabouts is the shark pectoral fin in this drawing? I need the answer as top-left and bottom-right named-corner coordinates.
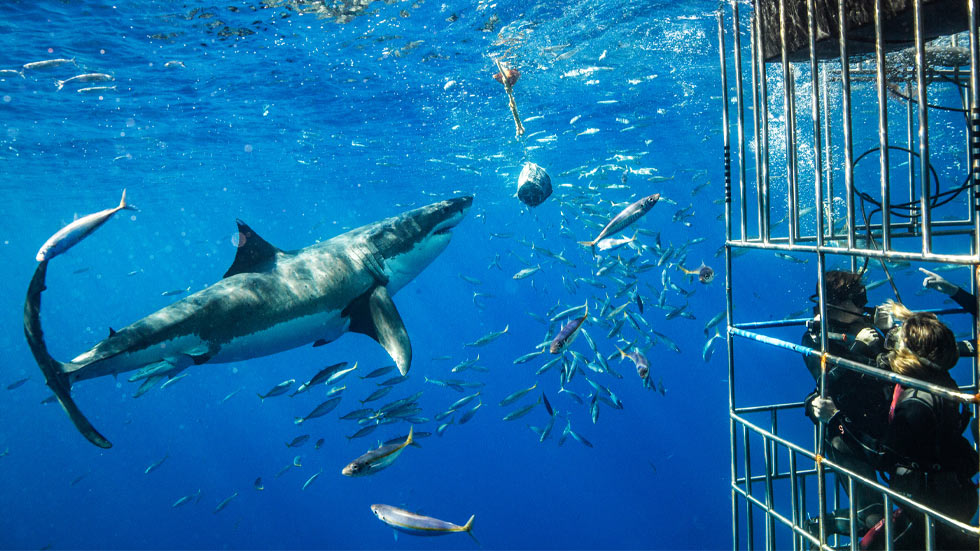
top-left (223, 220), bottom-right (283, 278)
top-left (347, 286), bottom-right (412, 376)
top-left (184, 344), bottom-right (217, 366)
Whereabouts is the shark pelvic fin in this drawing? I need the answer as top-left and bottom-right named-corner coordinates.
top-left (224, 220), bottom-right (282, 278)
top-left (345, 286), bottom-right (412, 376)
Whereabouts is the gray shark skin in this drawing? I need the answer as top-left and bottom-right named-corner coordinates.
top-left (25, 196), bottom-right (473, 448)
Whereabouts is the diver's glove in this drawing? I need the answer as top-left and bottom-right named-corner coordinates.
top-left (804, 391), bottom-right (840, 425)
top-left (849, 326), bottom-right (884, 358)
top-left (810, 396), bottom-right (839, 424)
top-left (919, 267), bottom-right (959, 296)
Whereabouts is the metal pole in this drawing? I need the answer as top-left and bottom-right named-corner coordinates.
top-left (874, 0), bottom-right (891, 250)
top-left (789, 450), bottom-right (801, 551)
top-left (913, 0), bottom-right (932, 253)
top-left (764, 435), bottom-right (776, 551)
top-left (732, 0), bottom-right (748, 243)
top-left (822, 64), bottom-right (836, 241)
top-left (743, 423), bottom-right (755, 550)
top-left (807, 0), bottom-right (824, 251)
top-left (838, 0), bottom-right (856, 250)
top-left (755, 0), bottom-right (771, 243)
top-left (779, 0), bottom-right (798, 246)
top-left (750, 1), bottom-right (763, 241)
top-left (719, 7), bottom-right (740, 551)
top-left (970, 0), bottom-right (980, 536)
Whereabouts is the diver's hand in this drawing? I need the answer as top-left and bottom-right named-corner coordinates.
top-left (856, 327), bottom-right (880, 347)
top-left (919, 267), bottom-right (958, 296)
top-left (810, 396), bottom-right (839, 424)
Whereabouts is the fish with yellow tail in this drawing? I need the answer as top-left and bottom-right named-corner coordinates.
top-left (35, 189), bottom-right (136, 262)
top-left (342, 427), bottom-right (414, 476)
top-left (677, 261), bottom-right (715, 284)
top-left (370, 504), bottom-right (477, 543)
top-left (578, 193), bottom-right (659, 254)
top-left (550, 302), bottom-right (589, 354)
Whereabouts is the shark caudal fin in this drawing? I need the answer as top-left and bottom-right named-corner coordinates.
top-left (24, 261), bottom-right (112, 449)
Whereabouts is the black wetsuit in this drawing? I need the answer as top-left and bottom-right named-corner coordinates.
top-left (875, 371), bottom-right (978, 550)
top-left (949, 287), bottom-right (978, 317)
top-left (801, 317), bottom-right (892, 532)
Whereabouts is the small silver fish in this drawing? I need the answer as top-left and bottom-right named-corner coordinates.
top-left (36, 190), bottom-right (136, 262)
top-left (213, 492), bottom-right (238, 514)
top-left (57, 72), bottom-right (113, 91)
top-left (370, 504), bottom-right (475, 539)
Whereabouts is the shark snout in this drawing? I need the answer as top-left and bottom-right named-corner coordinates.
top-left (432, 195), bottom-right (473, 235)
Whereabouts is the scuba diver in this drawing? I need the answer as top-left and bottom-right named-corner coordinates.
top-left (800, 271), bottom-right (893, 538)
top-left (862, 304), bottom-right (978, 550)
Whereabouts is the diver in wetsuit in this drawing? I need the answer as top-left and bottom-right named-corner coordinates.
top-left (801, 271), bottom-right (892, 536)
top-left (867, 305), bottom-right (978, 550)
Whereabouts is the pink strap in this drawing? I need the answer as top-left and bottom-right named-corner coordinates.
top-left (888, 383), bottom-right (903, 424)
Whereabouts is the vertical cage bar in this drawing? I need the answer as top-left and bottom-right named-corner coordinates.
top-left (838, 0), bottom-right (857, 250)
top-left (822, 64), bottom-right (836, 241)
top-left (883, 493), bottom-right (893, 551)
top-left (779, 0), bottom-right (798, 246)
top-left (807, 0), bottom-right (825, 248)
top-left (970, 1), bottom-right (980, 446)
top-left (755, 0), bottom-right (771, 243)
top-left (874, 0), bottom-right (891, 250)
top-left (847, 482), bottom-right (858, 551)
top-left (732, 0), bottom-right (748, 243)
top-left (923, 512), bottom-right (936, 550)
top-left (743, 423), bottom-right (755, 550)
top-left (913, 0), bottom-right (932, 253)
top-left (750, 4), bottom-right (764, 242)
top-left (718, 6), bottom-right (741, 551)
top-left (908, 93), bottom-right (916, 229)
top-left (789, 450), bottom-right (800, 551)
top-left (763, 434), bottom-right (775, 551)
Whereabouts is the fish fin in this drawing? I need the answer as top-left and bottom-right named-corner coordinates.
top-left (294, 417), bottom-right (304, 425)
top-left (108, 327), bottom-right (117, 338)
top-left (312, 339), bottom-right (328, 347)
top-left (223, 220), bottom-right (283, 278)
top-left (345, 286), bottom-right (412, 376)
top-left (404, 426), bottom-right (414, 447)
top-left (462, 514), bottom-right (479, 544)
top-left (392, 529), bottom-right (398, 542)
top-left (187, 348), bottom-right (215, 366)
top-left (615, 345), bottom-right (626, 360)
top-left (118, 189), bottom-right (138, 212)
top-left (24, 262), bottom-right (112, 448)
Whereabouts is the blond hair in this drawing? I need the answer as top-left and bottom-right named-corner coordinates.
top-left (880, 301), bottom-right (957, 377)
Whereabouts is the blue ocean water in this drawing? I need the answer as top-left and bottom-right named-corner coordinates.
top-left (0, 1), bottom-right (735, 549)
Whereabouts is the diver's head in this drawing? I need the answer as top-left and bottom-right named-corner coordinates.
top-left (886, 308), bottom-right (958, 378)
top-left (813, 270), bottom-right (867, 323)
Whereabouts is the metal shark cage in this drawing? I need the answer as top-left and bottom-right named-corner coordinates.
top-left (718, 0), bottom-right (980, 549)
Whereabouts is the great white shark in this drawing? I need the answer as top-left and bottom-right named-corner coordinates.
top-left (25, 195), bottom-right (473, 448)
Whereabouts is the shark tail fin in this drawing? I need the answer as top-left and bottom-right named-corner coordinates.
top-left (24, 261), bottom-right (112, 449)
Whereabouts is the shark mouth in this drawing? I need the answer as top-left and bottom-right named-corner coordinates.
top-left (432, 196), bottom-right (472, 236)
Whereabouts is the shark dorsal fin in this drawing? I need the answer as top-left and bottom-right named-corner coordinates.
top-left (224, 220), bottom-right (282, 278)
top-left (344, 286), bottom-right (412, 376)
top-left (108, 327), bottom-right (117, 338)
